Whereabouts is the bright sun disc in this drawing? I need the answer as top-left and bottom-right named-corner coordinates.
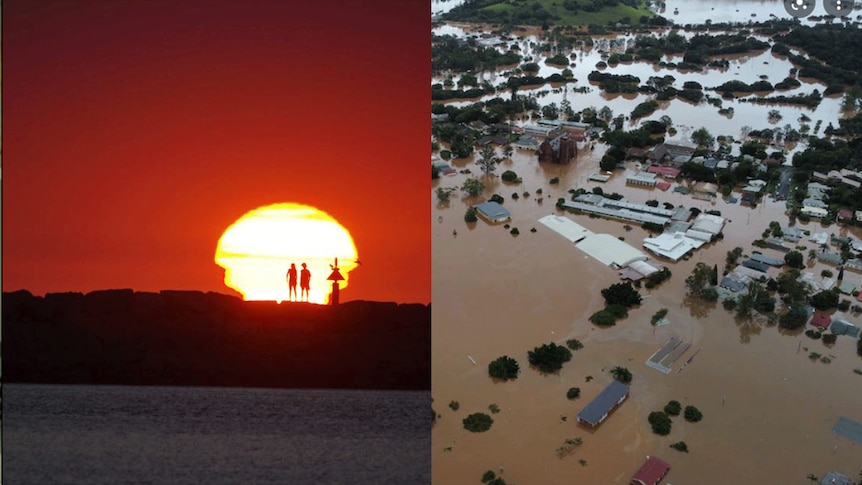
top-left (215, 203), bottom-right (358, 304)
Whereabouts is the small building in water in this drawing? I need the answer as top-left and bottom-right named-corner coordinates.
top-left (576, 380), bottom-right (629, 427)
top-left (473, 201), bottom-right (511, 223)
top-left (630, 456), bottom-right (671, 485)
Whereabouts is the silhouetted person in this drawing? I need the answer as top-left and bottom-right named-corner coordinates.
top-left (300, 263), bottom-right (311, 302)
top-left (286, 263), bottom-right (298, 301)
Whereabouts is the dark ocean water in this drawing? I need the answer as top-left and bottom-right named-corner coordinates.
top-left (2, 384), bottom-right (431, 484)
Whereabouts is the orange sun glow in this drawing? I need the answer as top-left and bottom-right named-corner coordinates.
top-left (214, 203), bottom-right (358, 304)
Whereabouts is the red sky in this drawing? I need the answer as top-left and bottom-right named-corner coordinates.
top-left (3, 1), bottom-right (430, 303)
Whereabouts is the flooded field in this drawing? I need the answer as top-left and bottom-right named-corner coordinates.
top-left (433, 1), bottom-right (855, 152)
top-left (432, 142), bottom-right (862, 483)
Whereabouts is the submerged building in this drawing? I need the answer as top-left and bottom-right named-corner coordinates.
top-left (576, 380), bottom-right (629, 427)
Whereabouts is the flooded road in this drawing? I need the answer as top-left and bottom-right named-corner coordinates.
top-left (432, 143), bottom-right (862, 483)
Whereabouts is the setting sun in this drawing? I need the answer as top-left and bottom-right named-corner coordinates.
top-left (215, 203), bottom-right (358, 304)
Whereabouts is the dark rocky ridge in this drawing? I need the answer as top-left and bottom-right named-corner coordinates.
top-left (2, 289), bottom-right (430, 390)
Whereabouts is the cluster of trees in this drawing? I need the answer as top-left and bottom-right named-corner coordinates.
top-left (432, 34), bottom-right (521, 74)
top-left (630, 100), bottom-right (659, 119)
top-left (648, 402), bottom-right (703, 436)
top-left (610, 366), bottom-right (632, 383)
top-left (740, 90), bottom-right (823, 109)
top-left (643, 268), bottom-right (672, 289)
top-left (587, 71), bottom-right (641, 93)
top-left (527, 342), bottom-right (573, 373)
top-left (463, 412), bottom-right (494, 432)
top-left (488, 355), bottom-right (520, 381)
top-left (590, 282), bottom-right (643, 327)
top-left (481, 470), bottom-right (509, 485)
top-left (685, 262), bottom-right (719, 301)
top-left (773, 25), bottom-right (862, 93)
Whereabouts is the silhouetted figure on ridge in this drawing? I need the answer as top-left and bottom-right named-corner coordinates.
top-left (286, 263), bottom-right (298, 301)
top-left (300, 263), bottom-right (311, 302)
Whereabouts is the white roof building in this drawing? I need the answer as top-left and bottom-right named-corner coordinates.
top-left (809, 232), bottom-right (829, 245)
top-left (690, 213), bottom-right (725, 235)
top-left (800, 206), bottom-right (828, 218)
top-left (577, 233), bottom-right (648, 268)
top-left (643, 232), bottom-right (706, 262)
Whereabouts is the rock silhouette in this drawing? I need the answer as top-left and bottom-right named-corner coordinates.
top-left (2, 289), bottom-right (430, 390)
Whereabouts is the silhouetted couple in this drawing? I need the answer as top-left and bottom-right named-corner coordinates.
top-left (287, 263), bottom-right (311, 302)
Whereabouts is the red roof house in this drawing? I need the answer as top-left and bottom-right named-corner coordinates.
top-left (630, 456), bottom-right (670, 485)
top-left (838, 209), bottom-right (854, 221)
top-left (810, 311), bottom-right (832, 330)
top-left (646, 165), bottom-right (681, 179)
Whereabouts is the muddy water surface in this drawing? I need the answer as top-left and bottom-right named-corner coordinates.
top-left (432, 144), bottom-right (862, 483)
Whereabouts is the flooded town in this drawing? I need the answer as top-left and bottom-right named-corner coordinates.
top-left (431, 1), bottom-right (862, 484)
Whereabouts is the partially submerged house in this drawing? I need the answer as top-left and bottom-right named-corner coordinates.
top-left (750, 252), bottom-right (784, 267)
top-left (630, 456), bottom-right (671, 485)
top-left (643, 232), bottom-right (706, 262)
top-left (576, 380), bottom-right (629, 427)
top-left (473, 201), bottom-right (511, 223)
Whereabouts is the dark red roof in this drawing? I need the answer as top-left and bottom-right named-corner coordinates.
top-left (810, 312), bottom-right (832, 330)
top-left (656, 181), bottom-right (671, 191)
top-left (646, 165), bottom-right (681, 178)
top-left (839, 209), bottom-right (854, 219)
top-left (630, 456), bottom-right (670, 485)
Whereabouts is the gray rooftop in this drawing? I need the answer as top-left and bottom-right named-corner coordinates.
top-left (821, 471), bottom-right (854, 485)
top-left (473, 201), bottom-right (510, 221)
top-left (750, 252), bottom-right (784, 267)
top-left (833, 416), bottom-right (862, 445)
top-left (829, 319), bottom-right (861, 338)
top-left (577, 380), bottom-right (629, 426)
top-left (720, 276), bottom-right (747, 292)
top-left (562, 201), bottom-right (670, 225)
top-left (742, 259), bottom-right (770, 273)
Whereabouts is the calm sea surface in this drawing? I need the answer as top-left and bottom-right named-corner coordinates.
top-left (3, 384), bottom-right (431, 485)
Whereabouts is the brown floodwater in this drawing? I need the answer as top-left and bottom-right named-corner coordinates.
top-left (432, 145), bottom-right (862, 483)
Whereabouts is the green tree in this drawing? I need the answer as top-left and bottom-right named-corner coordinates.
top-left (601, 282), bottom-right (643, 307)
top-left (648, 411), bottom-right (672, 435)
top-left (462, 177), bottom-right (486, 197)
top-left (566, 338), bottom-right (584, 350)
top-left (785, 250), bottom-right (805, 269)
top-left (590, 310), bottom-right (619, 327)
top-left (598, 105), bottom-right (614, 122)
top-left (691, 127), bottom-right (715, 148)
top-left (811, 289), bottom-right (839, 310)
top-left (686, 262), bottom-right (716, 298)
top-left (566, 387), bottom-right (581, 399)
top-left (780, 303), bottom-right (809, 330)
top-left (476, 145), bottom-right (500, 176)
top-left (503, 144), bottom-right (514, 159)
top-left (527, 342), bottom-right (573, 373)
top-left (488, 355), bottom-right (520, 381)
top-left (465, 207), bottom-right (478, 223)
top-left (710, 264), bottom-right (719, 286)
top-left (463, 412), bottom-right (493, 432)
top-left (600, 154), bottom-right (618, 172)
top-left (684, 405), bottom-right (703, 422)
top-left (664, 400), bottom-right (681, 416)
top-left (437, 187), bottom-right (457, 202)
top-left (670, 441), bottom-right (689, 453)
top-left (650, 308), bottom-right (669, 326)
top-left (501, 170), bottom-right (519, 183)
top-left (610, 366), bottom-right (632, 383)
